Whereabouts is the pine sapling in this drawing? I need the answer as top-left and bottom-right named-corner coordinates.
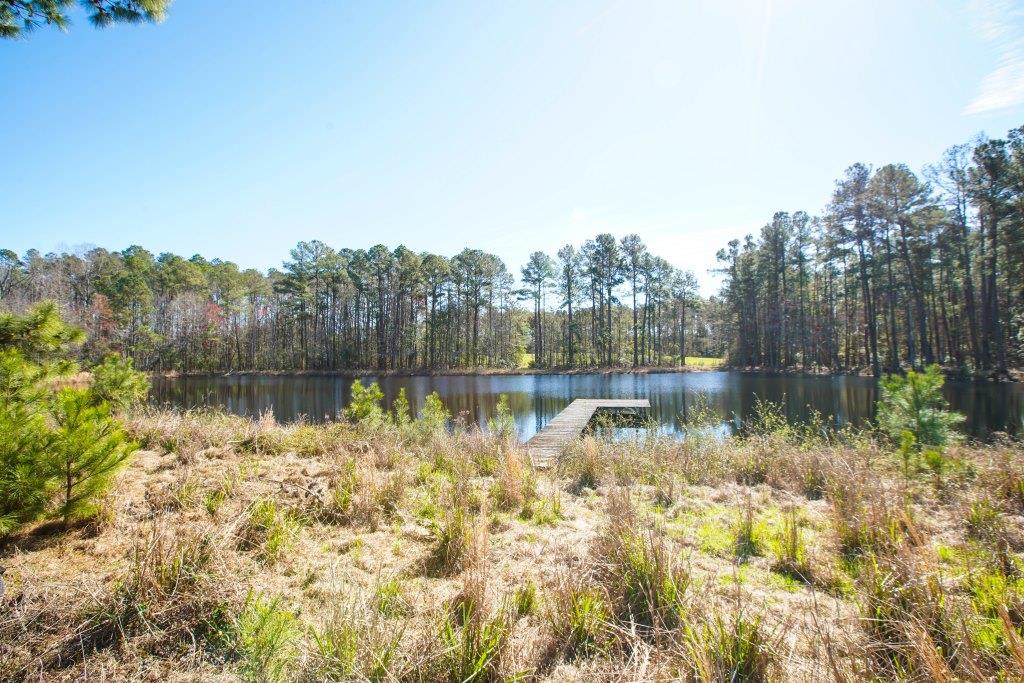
top-left (48, 387), bottom-right (136, 525)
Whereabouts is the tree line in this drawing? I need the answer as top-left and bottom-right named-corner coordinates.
top-left (0, 236), bottom-right (724, 373)
top-left (716, 123), bottom-right (1024, 377)
top-left (518, 235), bottom-right (721, 367)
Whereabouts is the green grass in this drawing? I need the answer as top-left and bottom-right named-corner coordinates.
top-left (512, 581), bottom-right (538, 617)
top-left (438, 603), bottom-right (508, 682)
top-left (683, 612), bottom-right (777, 680)
top-left (683, 356), bottom-right (725, 367)
top-left (234, 595), bottom-right (300, 682)
top-left (373, 577), bottom-right (407, 617)
top-left (243, 499), bottom-right (299, 564)
top-left (550, 584), bottom-right (610, 659)
top-left (519, 495), bottom-right (563, 526)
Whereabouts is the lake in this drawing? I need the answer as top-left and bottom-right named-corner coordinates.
top-left (148, 371), bottom-right (1024, 440)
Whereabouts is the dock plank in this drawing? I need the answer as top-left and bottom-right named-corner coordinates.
top-left (526, 398), bottom-right (650, 467)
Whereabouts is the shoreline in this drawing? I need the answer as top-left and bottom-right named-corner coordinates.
top-left (150, 365), bottom-right (725, 379)
top-left (149, 364), bottom-right (1021, 382)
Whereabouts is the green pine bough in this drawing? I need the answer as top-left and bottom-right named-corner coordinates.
top-left (0, 302), bottom-right (148, 536)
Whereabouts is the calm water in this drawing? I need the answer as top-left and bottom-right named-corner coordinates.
top-left (149, 371), bottom-right (1024, 440)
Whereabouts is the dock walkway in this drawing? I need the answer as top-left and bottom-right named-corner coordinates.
top-left (526, 398), bottom-right (650, 467)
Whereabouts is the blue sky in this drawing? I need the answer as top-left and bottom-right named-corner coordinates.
top-left (3, 0), bottom-right (1024, 292)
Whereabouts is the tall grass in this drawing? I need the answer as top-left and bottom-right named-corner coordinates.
top-left (547, 578), bottom-right (611, 660)
top-left (597, 487), bottom-right (689, 632)
top-left (16, 402), bottom-right (1024, 681)
top-left (682, 611), bottom-right (780, 681)
top-left (307, 591), bottom-right (403, 681)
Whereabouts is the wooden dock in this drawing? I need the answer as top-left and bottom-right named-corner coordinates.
top-left (526, 398), bottom-right (650, 467)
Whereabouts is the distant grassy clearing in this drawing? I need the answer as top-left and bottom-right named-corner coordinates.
top-left (683, 356), bottom-right (724, 366)
top-left (515, 353), bottom-right (724, 369)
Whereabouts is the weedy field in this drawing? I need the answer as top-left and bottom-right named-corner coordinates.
top-left (2, 397), bottom-right (1024, 681)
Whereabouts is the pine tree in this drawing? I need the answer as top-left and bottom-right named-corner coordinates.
top-left (47, 387), bottom-right (136, 525)
top-left (90, 353), bottom-right (150, 412)
top-left (0, 303), bottom-right (145, 535)
top-left (1, 0), bottom-right (170, 39)
top-left (0, 350), bottom-right (52, 534)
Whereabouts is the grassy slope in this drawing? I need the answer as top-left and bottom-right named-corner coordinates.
top-left (2, 409), bottom-right (1023, 681)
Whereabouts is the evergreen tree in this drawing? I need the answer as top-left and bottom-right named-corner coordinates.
top-left (47, 387), bottom-right (135, 525)
top-left (0, 303), bottom-right (146, 535)
top-left (1, 0), bottom-right (170, 39)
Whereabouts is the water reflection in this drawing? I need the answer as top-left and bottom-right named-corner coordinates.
top-left (149, 371), bottom-right (1024, 440)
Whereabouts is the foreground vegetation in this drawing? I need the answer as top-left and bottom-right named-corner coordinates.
top-left (1, 393), bottom-right (1022, 679)
top-left (2, 303), bottom-right (1022, 680)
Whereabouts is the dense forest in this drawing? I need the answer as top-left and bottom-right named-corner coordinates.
top-left (8, 122), bottom-right (1024, 377)
top-left (0, 236), bottom-right (723, 372)
top-left (716, 123), bottom-right (1024, 377)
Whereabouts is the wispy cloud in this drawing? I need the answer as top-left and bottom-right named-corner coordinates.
top-left (965, 0), bottom-right (1024, 115)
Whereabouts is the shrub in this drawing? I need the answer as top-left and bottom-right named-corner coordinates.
top-left (392, 387), bottom-right (411, 427)
top-left (877, 364), bottom-right (964, 449)
top-left (744, 396), bottom-right (791, 438)
top-left (47, 388), bottom-right (137, 525)
top-left (234, 595), bottom-right (300, 682)
top-left (0, 301), bottom-right (84, 369)
top-left (416, 391), bottom-right (450, 441)
top-left (346, 380), bottom-right (385, 425)
top-left (487, 394), bottom-right (516, 442)
top-left (0, 304), bottom-right (144, 536)
top-left (89, 354), bottom-right (149, 412)
top-left (0, 305), bottom-right (87, 535)
top-left (0, 351), bottom-right (53, 534)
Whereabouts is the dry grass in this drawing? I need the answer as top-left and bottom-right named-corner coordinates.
top-left (1, 405), bottom-right (1023, 681)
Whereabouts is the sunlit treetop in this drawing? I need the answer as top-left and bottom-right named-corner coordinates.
top-left (0, 0), bottom-right (170, 39)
